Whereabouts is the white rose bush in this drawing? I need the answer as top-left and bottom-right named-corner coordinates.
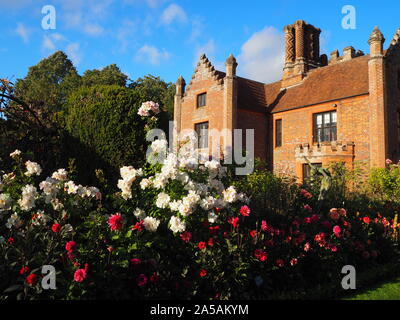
top-left (1, 101), bottom-right (400, 300)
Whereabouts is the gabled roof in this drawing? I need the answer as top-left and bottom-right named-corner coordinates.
top-left (212, 54), bottom-right (370, 114)
top-left (268, 55), bottom-right (370, 113)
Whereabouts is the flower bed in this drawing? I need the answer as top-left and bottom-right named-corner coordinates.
top-left (1, 102), bottom-right (399, 300)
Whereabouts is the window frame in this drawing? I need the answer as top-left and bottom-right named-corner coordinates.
top-left (303, 163), bottom-right (322, 182)
top-left (197, 93), bottom-right (207, 108)
top-left (313, 110), bottom-right (337, 143)
top-left (275, 119), bottom-right (282, 148)
top-left (195, 121), bottom-right (209, 149)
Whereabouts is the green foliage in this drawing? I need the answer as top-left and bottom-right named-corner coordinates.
top-left (233, 160), bottom-right (300, 219)
top-left (129, 75), bottom-right (175, 118)
top-left (81, 64), bottom-right (128, 87)
top-left (14, 51), bottom-right (80, 116)
top-left (369, 164), bottom-right (400, 201)
top-left (64, 85), bottom-right (150, 182)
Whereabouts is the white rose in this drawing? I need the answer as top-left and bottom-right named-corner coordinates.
top-left (156, 192), bottom-right (170, 209)
top-left (169, 216), bottom-right (186, 233)
top-left (143, 217), bottom-right (160, 232)
top-left (25, 161), bottom-right (42, 177)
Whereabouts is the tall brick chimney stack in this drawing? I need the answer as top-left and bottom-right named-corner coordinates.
top-left (173, 75), bottom-right (186, 150)
top-left (368, 26), bottom-right (387, 168)
top-left (282, 20), bottom-right (322, 88)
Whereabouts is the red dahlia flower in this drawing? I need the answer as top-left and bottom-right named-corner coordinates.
top-left (108, 213), bottom-right (124, 231)
top-left (240, 205), bottom-right (251, 217)
top-left (180, 232), bottom-right (192, 243)
top-left (74, 268), bottom-right (87, 283)
top-left (26, 274), bottom-right (38, 285)
top-left (228, 217), bottom-right (239, 228)
top-left (198, 242), bottom-right (206, 250)
top-left (20, 266), bottom-right (30, 275)
top-left (51, 223), bottom-right (61, 233)
top-left (65, 241), bottom-right (77, 252)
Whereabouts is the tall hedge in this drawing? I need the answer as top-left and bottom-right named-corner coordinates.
top-left (64, 85), bottom-right (151, 183)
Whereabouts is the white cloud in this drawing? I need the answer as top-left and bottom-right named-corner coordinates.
top-left (83, 23), bottom-right (104, 36)
top-left (66, 43), bottom-right (82, 66)
top-left (195, 39), bottom-right (216, 61)
top-left (41, 33), bottom-right (82, 66)
top-left (42, 35), bottom-right (56, 51)
top-left (237, 26), bottom-right (285, 83)
top-left (58, 0), bottom-right (112, 37)
top-left (194, 39), bottom-right (224, 70)
top-left (41, 33), bottom-right (65, 51)
top-left (115, 19), bottom-right (138, 53)
top-left (135, 45), bottom-right (170, 65)
top-left (15, 23), bottom-right (30, 43)
top-left (160, 3), bottom-right (187, 25)
top-left (189, 18), bottom-right (203, 42)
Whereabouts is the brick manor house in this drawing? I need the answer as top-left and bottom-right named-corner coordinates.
top-left (173, 20), bottom-right (400, 180)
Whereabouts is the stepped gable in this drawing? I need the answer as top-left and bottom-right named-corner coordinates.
top-left (183, 54), bottom-right (224, 99)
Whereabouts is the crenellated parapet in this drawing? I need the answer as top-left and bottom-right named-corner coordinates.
top-left (295, 141), bottom-right (355, 162)
top-left (328, 47), bottom-right (364, 65)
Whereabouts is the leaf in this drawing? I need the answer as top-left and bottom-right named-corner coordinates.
top-left (3, 284), bottom-right (23, 294)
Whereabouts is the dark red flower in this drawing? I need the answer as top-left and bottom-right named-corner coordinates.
top-left (180, 232), bottom-right (192, 243)
top-left (108, 213), bottom-right (124, 231)
top-left (7, 237), bottom-right (14, 245)
top-left (250, 230), bottom-right (257, 238)
top-left (276, 259), bottom-right (285, 267)
top-left (228, 217), bottom-right (239, 228)
top-left (150, 272), bottom-right (160, 283)
top-left (208, 238), bottom-right (214, 246)
top-left (65, 241), bottom-right (76, 252)
top-left (137, 274), bottom-right (148, 287)
top-left (363, 217), bottom-right (371, 224)
top-left (130, 258), bottom-right (141, 267)
top-left (74, 269), bottom-right (87, 283)
top-left (26, 274), bottom-right (38, 285)
top-left (209, 226), bottom-right (220, 235)
top-left (254, 249), bottom-right (267, 262)
top-left (20, 266), bottom-right (29, 275)
top-left (132, 221), bottom-right (144, 232)
top-left (261, 220), bottom-right (268, 232)
top-left (199, 269), bottom-right (207, 277)
top-left (198, 242), bottom-right (206, 250)
top-left (51, 223), bottom-right (61, 233)
top-left (240, 205), bottom-right (251, 217)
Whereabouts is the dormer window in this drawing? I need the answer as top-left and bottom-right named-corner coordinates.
top-left (197, 93), bottom-right (207, 108)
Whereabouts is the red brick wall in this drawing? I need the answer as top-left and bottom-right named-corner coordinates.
top-left (272, 95), bottom-right (370, 176)
top-left (384, 49), bottom-right (400, 163)
top-left (236, 109), bottom-right (269, 163)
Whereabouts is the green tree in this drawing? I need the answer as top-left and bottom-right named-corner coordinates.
top-left (14, 51), bottom-right (81, 120)
top-left (129, 75), bottom-right (175, 118)
top-left (81, 64), bottom-right (128, 87)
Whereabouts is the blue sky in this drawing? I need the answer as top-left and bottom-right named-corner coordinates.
top-left (0, 0), bottom-right (399, 84)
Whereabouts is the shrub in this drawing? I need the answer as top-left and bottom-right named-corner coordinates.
top-left (369, 161), bottom-right (400, 202)
top-left (63, 86), bottom-right (168, 184)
